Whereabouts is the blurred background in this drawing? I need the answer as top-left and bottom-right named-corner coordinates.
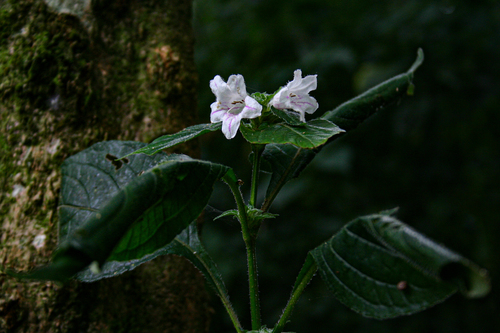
top-left (192, 0), bottom-right (499, 332)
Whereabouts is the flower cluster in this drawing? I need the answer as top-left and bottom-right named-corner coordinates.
top-left (210, 70), bottom-right (319, 139)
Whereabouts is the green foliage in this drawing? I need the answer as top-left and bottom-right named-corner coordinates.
top-left (4, 43), bottom-right (491, 331)
top-left (194, 3), bottom-right (499, 328)
top-left (270, 108), bottom-right (303, 126)
top-left (120, 123), bottom-right (222, 158)
top-left (3, 2), bottom-right (496, 331)
top-left (240, 119), bottom-right (343, 149)
top-left (322, 49), bottom-right (423, 132)
top-left (260, 50), bottom-right (423, 212)
top-left (9, 141), bottom-right (229, 282)
top-left (310, 213), bottom-right (490, 319)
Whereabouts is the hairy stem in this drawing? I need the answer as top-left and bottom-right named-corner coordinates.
top-left (246, 238), bottom-right (261, 330)
top-left (272, 257), bottom-right (317, 333)
top-left (224, 174), bottom-right (262, 330)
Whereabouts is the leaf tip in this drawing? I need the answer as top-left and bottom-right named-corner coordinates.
top-left (116, 152), bottom-right (133, 160)
top-left (464, 267), bottom-right (491, 298)
top-left (379, 207), bottom-right (399, 216)
top-left (461, 264), bottom-right (491, 299)
top-left (407, 48), bottom-right (425, 74)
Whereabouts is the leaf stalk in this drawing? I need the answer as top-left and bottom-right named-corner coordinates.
top-left (250, 144), bottom-right (265, 207)
top-left (272, 258), bottom-right (317, 333)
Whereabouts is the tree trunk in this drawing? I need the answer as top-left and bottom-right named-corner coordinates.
top-left (0, 0), bottom-right (211, 332)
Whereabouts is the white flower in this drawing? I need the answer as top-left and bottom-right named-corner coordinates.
top-left (270, 69), bottom-right (319, 122)
top-left (210, 74), bottom-right (262, 139)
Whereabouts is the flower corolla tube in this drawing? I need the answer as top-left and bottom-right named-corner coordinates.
top-left (270, 69), bottom-right (319, 122)
top-left (210, 74), bottom-right (262, 139)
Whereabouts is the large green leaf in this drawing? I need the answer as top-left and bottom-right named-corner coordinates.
top-left (310, 213), bottom-right (490, 319)
top-left (240, 119), bottom-right (344, 149)
top-left (120, 123), bottom-right (222, 158)
top-left (9, 141), bottom-right (229, 282)
top-left (58, 141), bottom-right (175, 239)
top-left (81, 222), bottom-right (208, 281)
top-left (321, 48), bottom-right (424, 133)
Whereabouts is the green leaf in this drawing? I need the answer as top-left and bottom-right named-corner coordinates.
top-left (310, 213), bottom-right (490, 319)
top-left (321, 48), bottom-right (424, 133)
top-left (213, 209), bottom-right (239, 221)
top-left (120, 122), bottom-right (222, 159)
top-left (240, 119), bottom-right (344, 149)
top-left (246, 207), bottom-right (278, 221)
top-left (10, 141), bottom-right (229, 282)
top-left (261, 144), bottom-right (317, 212)
top-left (58, 141), bottom-right (177, 240)
top-left (250, 92), bottom-right (273, 105)
top-left (270, 108), bottom-right (302, 125)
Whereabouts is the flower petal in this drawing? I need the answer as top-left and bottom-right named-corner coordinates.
top-left (210, 75), bottom-right (222, 92)
top-left (221, 113), bottom-right (242, 139)
top-left (288, 70), bottom-right (317, 94)
top-left (210, 101), bottom-right (227, 123)
top-left (210, 75), bottom-right (239, 103)
top-left (298, 74), bottom-right (317, 93)
top-left (210, 75), bottom-right (226, 98)
top-left (240, 96), bottom-right (263, 119)
top-left (227, 74), bottom-right (247, 99)
top-left (269, 87), bottom-right (285, 109)
top-left (293, 95), bottom-right (318, 115)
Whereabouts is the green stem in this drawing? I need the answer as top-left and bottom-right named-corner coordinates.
top-left (224, 174), bottom-right (262, 331)
top-left (272, 258), bottom-right (317, 333)
top-left (214, 274), bottom-right (244, 333)
top-left (250, 144), bottom-right (264, 208)
top-left (246, 238), bottom-right (261, 330)
top-left (225, 303), bottom-right (245, 333)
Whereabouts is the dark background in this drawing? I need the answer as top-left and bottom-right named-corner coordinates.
top-left (193, 1), bottom-right (499, 332)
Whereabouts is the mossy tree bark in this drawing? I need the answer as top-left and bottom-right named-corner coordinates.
top-left (0, 0), bottom-right (211, 332)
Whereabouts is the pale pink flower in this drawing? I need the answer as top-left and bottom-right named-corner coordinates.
top-left (210, 74), bottom-right (262, 139)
